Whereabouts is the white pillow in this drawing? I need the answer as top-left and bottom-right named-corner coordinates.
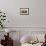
top-left (37, 34), bottom-right (45, 43)
top-left (20, 35), bottom-right (37, 43)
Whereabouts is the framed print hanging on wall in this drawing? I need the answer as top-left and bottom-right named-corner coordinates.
top-left (20, 8), bottom-right (29, 15)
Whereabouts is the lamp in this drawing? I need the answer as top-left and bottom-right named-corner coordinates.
top-left (5, 29), bottom-right (10, 37)
top-left (5, 29), bottom-right (9, 33)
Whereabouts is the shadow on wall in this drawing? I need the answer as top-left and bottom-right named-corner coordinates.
top-left (13, 40), bottom-right (21, 46)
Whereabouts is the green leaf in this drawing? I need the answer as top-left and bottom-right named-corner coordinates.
top-left (0, 24), bottom-right (1, 25)
top-left (1, 25), bottom-right (3, 28)
top-left (0, 21), bottom-right (1, 23)
top-left (4, 13), bottom-right (5, 15)
top-left (0, 12), bottom-right (2, 13)
top-left (3, 16), bottom-right (6, 17)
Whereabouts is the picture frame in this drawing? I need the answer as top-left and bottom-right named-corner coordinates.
top-left (20, 8), bottom-right (29, 15)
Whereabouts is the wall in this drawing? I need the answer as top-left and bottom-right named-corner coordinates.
top-left (31, 0), bottom-right (46, 27)
top-left (0, 0), bottom-right (31, 27)
top-left (0, 0), bottom-right (46, 27)
top-left (0, 0), bottom-right (46, 46)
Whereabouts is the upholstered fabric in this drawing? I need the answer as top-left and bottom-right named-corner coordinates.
top-left (20, 34), bottom-right (45, 43)
top-left (20, 35), bottom-right (37, 43)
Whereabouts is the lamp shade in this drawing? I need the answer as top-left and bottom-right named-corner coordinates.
top-left (5, 29), bottom-right (10, 33)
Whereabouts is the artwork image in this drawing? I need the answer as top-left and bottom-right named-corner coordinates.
top-left (20, 8), bottom-right (29, 15)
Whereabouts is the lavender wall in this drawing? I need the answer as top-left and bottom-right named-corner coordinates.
top-left (0, 0), bottom-right (46, 46)
top-left (0, 0), bottom-right (46, 27)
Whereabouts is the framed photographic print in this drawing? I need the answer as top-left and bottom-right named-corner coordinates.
top-left (20, 8), bottom-right (29, 15)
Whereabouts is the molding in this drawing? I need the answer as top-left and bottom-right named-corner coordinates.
top-left (1, 27), bottom-right (46, 28)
